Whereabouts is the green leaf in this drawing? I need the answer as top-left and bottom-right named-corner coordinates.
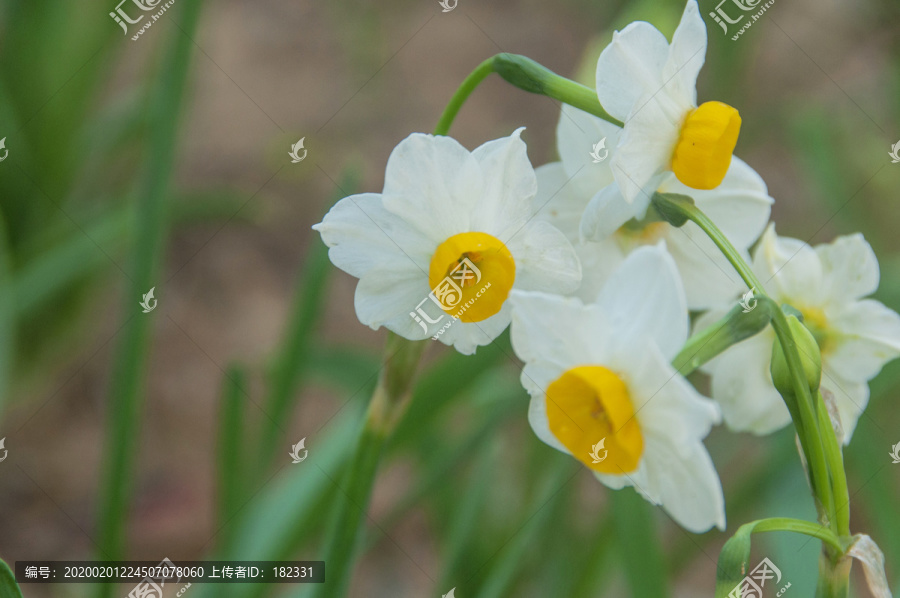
top-left (190, 405), bottom-right (362, 598)
top-left (0, 558), bottom-right (23, 598)
top-left (436, 441), bottom-right (498, 592)
top-left (611, 489), bottom-right (669, 598)
top-left (0, 217), bottom-right (15, 415)
top-left (475, 462), bottom-right (576, 598)
top-left (255, 169), bottom-right (360, 475)
top-left (95, 2), bottom-right (206, 594)
top-left (217, 365), bottom-right (250, 552)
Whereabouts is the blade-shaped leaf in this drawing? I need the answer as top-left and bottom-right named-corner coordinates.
top-left (0, 559), bottom-right (23, 598)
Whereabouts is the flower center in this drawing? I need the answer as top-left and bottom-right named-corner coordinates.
top-left (545, 365), bottom-right (643, 474)
top-left (428, 232), bottom-right (515, 323)
top-left (671, 101), bottom-right (741, 190)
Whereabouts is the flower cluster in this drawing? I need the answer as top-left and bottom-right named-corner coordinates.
top-left (314, 0), bottom-right (900, 533)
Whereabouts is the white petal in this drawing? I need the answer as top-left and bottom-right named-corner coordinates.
top-left (638, 438), bottom-right (726, 532)
top-left (556, 104), bottom-right (620, 194)
top-left (753, 224), bottom-right (824, 306)
top-left (826, 299), bottom-right (900, 382)
top-left (433, 302), bottom-right (513, 355)
top-left (595, 22), bottom-right (669, 122)
top-left (706, 328), bottom-right (792, 434)
top-left (594, 243), bottom-right (689, 360)
top-left (820, 369), bottom-right (869, 444)
top-left (531, 165), bottom-right (624, 301)
top-left (662, 0), bottom-right (707, 109)
top-left (505, 220), bottom-right (582, 295)
top-left (626, 343), bottom-right (721, 448)
top-left (527, 390), bottom-right (571, 455)
top-left (470, 128), bottom-right (538, 239)
top-left (816, 234), bottom-right (880, 303)
top-left (355, 266), bottom-right (433, 338)
top-left (664, 221), bottom-right (745, 310)
top-left (580, 183), bottom-right (648, 242)
top-left (381, 133), bottom-right (483, 242)
top-left (314, 193), bottom-right (432, 279)
top-left (533, 162), bottom-right (585, 243)
top-left (612, 96), bottom-right (680, 203)
top-left (509, 290), bottom-right (609, 370)
top-left (572, 239), bottom-right (625, 303)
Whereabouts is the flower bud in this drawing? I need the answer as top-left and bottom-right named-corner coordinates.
top-left (771, 315), bottom-right (822, 397)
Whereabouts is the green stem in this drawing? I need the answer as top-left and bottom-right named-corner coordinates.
top-left (433, 53), bottom-right (622, 137)
top-left (653, 192), bottom-right (837, 530)
top-left (816, 552), bottom-right (851, 598)
top-left (768, 306), bottom-right (836, 529)
top-left (95, 2), bottom-right (203, 592)
top-left (817, 392), bottom-right (851, 536)
top-left (309, 334), bottom-right (426, 598)
top-left (434, 58), bottom-right (495, 136)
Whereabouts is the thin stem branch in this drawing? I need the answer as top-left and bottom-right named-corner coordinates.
top-left (433, 53), bottom-right (622, 137)
top-left (434, 58), bottom-right (495, 136)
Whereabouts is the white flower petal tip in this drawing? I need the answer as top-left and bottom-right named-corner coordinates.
top-left (314, 131), bottom-right (579, 355)
top-left (595, 243), bottom-right (689, 359)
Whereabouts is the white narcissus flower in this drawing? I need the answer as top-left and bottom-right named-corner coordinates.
top-left (534, 104), bottom-right (772, 309)
top-left (697, 225), bottom-right (900, 442)
top-left (509, 243), bottom-right (725, 533)
top-left (314, 129), bottom-right (581, 355)
top-left (597, 0), bottom-right (742, 203)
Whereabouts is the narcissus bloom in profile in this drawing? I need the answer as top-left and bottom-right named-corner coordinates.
top-left (597, 0), bottom-right (742, 203)
top-left (534, 104), bottom-right (772, 309)
top-left (314, 129), bottom-right (581, 355)
top-left (697, 225), bottom-right (900, 442)
top-left (509, 244), bottom-right (725, 532)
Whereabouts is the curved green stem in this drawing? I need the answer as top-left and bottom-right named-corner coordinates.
top-left (433, 53), bottom-right (622, 137)
top-left (434, 58), bottom-right (495, 136)
top-left (653, 193), bottom-right (765, 293)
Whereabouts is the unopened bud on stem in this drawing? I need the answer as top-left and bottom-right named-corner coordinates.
top-left (771, 315), bottom-right (822, 397)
